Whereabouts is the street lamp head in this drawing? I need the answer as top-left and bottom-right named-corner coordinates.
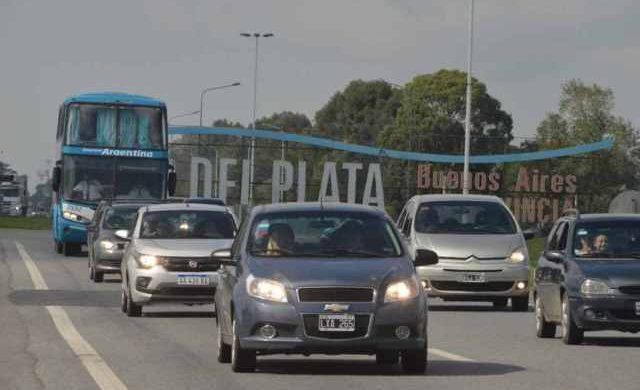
top-left (231, 82), bottom-right (241, 86)
top-left (240, 33), bottom-right (251, 37)
top-left (262, 33), bottom-right (274, 38)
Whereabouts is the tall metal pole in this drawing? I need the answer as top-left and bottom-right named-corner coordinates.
top-left (462, 0), bottom-right (475, 195)
top-left (249, 35), bottom-right (259, 204)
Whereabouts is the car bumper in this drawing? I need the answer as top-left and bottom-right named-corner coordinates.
top-left (95, 248), bottom-right (125, 273)
top-left (130, 268), bottom-right (219, 305)
top-left (571, 296), bottom-right (640, 332)
top-left (236, 296), bottom-right (427, 355)
top-left (417, 262), bottom-right (529, 299)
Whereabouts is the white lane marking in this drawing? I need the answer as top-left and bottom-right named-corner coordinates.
top-left (15, 241), bottom-right (128, 390)
top-left (429, 348), bottom-right (476, 362)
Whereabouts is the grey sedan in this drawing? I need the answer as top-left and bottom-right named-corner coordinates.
top-left (212, 202), bottom-right (438, 373)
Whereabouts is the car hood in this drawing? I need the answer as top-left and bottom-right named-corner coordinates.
top-left (248, 257), bottom-right (415, 289)
top-left (576, 260), bottom-right (640, 287)
top-left (414, 233), bottom-right (522, 259)
top-left (135, 239), bottom-right (233, 257)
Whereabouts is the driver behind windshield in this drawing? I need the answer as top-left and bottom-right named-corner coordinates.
top-left (265, 223), bottom-right (295, 255)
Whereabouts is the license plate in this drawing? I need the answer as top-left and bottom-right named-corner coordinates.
top-left (177, 275), bottom-right (210, 286)
top-left (636, 302), bottom-right (640, 316)
top-left (458, 273), bottom-right (486, 283)
top-left (318, 314), bottom-right (356, 332)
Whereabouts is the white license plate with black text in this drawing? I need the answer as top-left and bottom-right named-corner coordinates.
top-left (458, 272), bottom-right (486, 283)
top-left (177, 275), bottom-right (210, 286)
top-left (318, 314), bottom-right (356, 332)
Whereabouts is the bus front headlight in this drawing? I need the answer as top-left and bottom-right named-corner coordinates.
top-left (63, 211), bottom-right (88, 223)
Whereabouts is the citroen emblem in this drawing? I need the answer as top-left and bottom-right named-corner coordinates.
top-left (324, 303), bottom-right (350, 312)
top-left (188, 260), bottom-right (199, 269)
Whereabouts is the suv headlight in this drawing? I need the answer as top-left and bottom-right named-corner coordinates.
top-left (581, 279), bottom-right (613, 295)
top-left (136, 254), bottom-right (160, 269)
top-left (507, 247), bottom-right (527, 264)
top-left (384, 279), bottom-right (419, 303)
top-left (63, 211), bottom-right (89, 223)
top-left (246, 275), bottom-right (288, 303)
top-left (100, 240), bottom-right (115, 250)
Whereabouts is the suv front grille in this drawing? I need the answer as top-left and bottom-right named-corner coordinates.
top-left (619, 286), bottom-right (640, 295)
top-left (431, 281), bottom-right (514, 292)
top-left (161, 257), bottom-right (218, 272)
top-left (302, 314), bottom-right (370, 339)
top-left (298, 287), bottom-right (374, 302)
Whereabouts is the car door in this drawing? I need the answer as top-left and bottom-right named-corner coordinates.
top-left (87, 205), bottom-right (104, 263)
top-left (542, 221), bottom-right (569, 322)
top-left (536, 221), bottom-right (561, 320)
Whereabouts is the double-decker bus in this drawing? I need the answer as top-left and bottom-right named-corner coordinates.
top-left (51, 92), bottom-right (175, 256)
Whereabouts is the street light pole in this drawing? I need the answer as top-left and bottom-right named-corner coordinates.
top-left (242, 32), bottom-right (274, 205)
top-left (169, 110), bottom-right (201, 124)
top-left (197, 82), bottom-right (241, 197)
top-left (462, 0), bottom-right (475, 195)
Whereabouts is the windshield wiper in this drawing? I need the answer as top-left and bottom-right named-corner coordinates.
top-left (313, 249), bottom-right (388, 258)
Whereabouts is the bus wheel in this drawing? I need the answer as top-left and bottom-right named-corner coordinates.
top-left (63, 243), bottom-right (78, 256)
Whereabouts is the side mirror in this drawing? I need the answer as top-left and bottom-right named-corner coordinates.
top-left (52, 166), bottom-right (61, 192)
top-left (114, 229), bottom-right (130, 241)
top-left (211, 248), bottom-right (235, 266)
top-left (544, 250), bottom-right (564, 264)
top-left (523, 231), bottom-right (535, 240)
top-left (167, 169), bottom-right (177, 197)
top-left (414, 249), bottom-right (439, 267)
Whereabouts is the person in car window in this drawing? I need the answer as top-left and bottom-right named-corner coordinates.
top-left (266, 224), bottom-right (295, 254)
top-left (592, 234), bottom-right (609, 253)
top-left (575, 236), bottom-right (592, 256)
top-left (72, 175), bottom-right (103, 200)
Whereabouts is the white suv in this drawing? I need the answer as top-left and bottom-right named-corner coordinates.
top-left (118, 203), bottom-right (236, 317)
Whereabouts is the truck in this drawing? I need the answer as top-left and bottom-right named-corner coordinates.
top-left (0, 174), bottom-right (28, 216)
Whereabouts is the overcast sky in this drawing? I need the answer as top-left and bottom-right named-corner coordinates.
top-left (2, 0), bottom-right (640, 190)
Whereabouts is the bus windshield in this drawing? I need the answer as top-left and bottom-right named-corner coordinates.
top-left (65, 104), bottom-right (165, 149)
top-left (62, 155), bottom-right (165, 202)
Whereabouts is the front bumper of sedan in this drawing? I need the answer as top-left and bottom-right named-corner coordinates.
top-left (570, 295), bottom-right (640, 333)
top-left (94, 245), bottom-right (126, 273)
top-left (235, 296), bottom-right (428, 355)
top-left (417, 261), bottom-right (529, 299)
top-left (130, 267), bottom-right (219, 305)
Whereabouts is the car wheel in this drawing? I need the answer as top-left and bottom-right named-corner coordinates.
top-left (492, 298), bottom-right (508, 308)
top-left (54, 241), bottom-right (63, 254)
top-left (120, 289), bottom-right (128, 313)
top-left (125, 287), bottom-right (142, 317)
top-left (561, 292), bottom-right (583, 345)
top-left (376, 351), bottom-right (399, 365)
top-left (231, 318), bottom-right (256, 372)
top-left (401, 341), bottom-right (427, 374)
top-left (217, 318), bottom-right (232, 363)
top-left (511, 296), bottom-right (529, 312)
top-left (535, 295), bottom-right (556, 338)
top-left (89, 263), bottom-right (94, 280)
top-left (94, 271), bottom-right (104, 283)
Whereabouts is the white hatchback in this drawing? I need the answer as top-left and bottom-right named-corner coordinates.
top-left (118, 203), bottom-right (236, 317)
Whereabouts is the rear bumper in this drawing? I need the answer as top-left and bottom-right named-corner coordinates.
top-left (571, 296), bottom-right (640, 332)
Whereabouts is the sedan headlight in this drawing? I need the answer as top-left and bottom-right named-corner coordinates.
top-left (384, 279), bottom-right (419, 303)
top-left (63, 211), bottom-right (89, 223)
top-left (100, 240), bottom-right (115, 250)
top-left (246, 275), bottom-right (288, 303)
top-left (507, 247), bottom-right (527, 264)
top-left (136, 254), bottom-right (160, 269)
top-left (581, 279), bottom-right (613, 295)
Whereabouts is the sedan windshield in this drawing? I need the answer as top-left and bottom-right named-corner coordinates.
top-left (573, 220), bottom-right (640, 259)
top-left (102, 206), bottom-right (140, 230)
top-left (248, 211), bottom-right (402, 258)
top-left (415, 201), bottom-right (516, 235)
top-left (140, 210), bottom-right (235, 239)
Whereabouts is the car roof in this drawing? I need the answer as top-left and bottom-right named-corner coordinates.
top-left (409, 194), bottom-right (505, 204)
top-left (142, 203), bottom-right (229, 213)
top-left (250, 202), bottom-right (387, 217)
top-left (63, 92), bottom-right (165, 108)
top-left (564, 213), bottom-right (640, 223)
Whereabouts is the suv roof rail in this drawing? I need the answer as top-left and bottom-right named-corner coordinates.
top-left (562, 208), bottom-right (580, 219)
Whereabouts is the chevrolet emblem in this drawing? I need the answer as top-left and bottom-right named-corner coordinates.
top-left (323, 303), bottom-right (350, 312)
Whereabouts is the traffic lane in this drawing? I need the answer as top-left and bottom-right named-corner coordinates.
top-left (0, 235), bottom-right (99, 390)
top-left (428, 300), bottom-right (640, 390)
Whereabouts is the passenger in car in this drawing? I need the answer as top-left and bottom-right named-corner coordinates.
top-left (266, 223), bottom-right (295, 254)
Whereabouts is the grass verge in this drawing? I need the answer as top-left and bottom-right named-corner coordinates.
top-left (0, 216), bottom-right (51, 230)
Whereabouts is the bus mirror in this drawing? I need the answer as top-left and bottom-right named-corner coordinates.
top-left (52, 166), bottom-right (61, 192)
top-left (167, 171), bottom-right (176, 196)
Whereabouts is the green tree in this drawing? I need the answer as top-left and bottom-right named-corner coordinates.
top-left (535, 79), bottom-right (637, 212)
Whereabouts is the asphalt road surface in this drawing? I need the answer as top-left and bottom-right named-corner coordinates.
top-left (1, 229), bottom-right (639, 390)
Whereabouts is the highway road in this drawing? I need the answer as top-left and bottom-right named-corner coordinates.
top-left (1, 229), bottom-right (639, 390)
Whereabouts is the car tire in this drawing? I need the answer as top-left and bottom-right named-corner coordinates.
top-left (492, 298), bottom-right (508, 308)
top-left (535, 295), bottom-right (556, 338)
top-left (231, 318), bottom-right (256, 372)
top-left (94, 271), bottom-right (104, 283)
top-left (511, 296), bottom-right (529, 312)
top-left (561, 292), bottom-right (583, 345)
top-left (376, 351), bottom-right (399, 365)
top-left (125, 288), bottom-right (142, 317)
top-left (401, 342), bottom-right (427, 374)
top-left (120, 289), bottom-right (128, 313)
top-left (89, 262), bottom-right (94, 280)
top-left (54, 241), bottom-right (63, 254)
top-left (217, 318), bottom-right (232, 363)
top-left (63, 242), bottom-right (76, 256)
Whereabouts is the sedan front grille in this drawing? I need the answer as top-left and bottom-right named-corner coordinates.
top-left (431, 281), bottom-right (514, 292)
top-left (619, 286), bottom-right (640, 295)
top-left (302, 314), bottom-right (370, 339)
top-left (161, 257), bottom-right (218, 272)
top-left (154, 287), bottom-right (216, 296)
top-left (298, 287), bottom-right (374, 302)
